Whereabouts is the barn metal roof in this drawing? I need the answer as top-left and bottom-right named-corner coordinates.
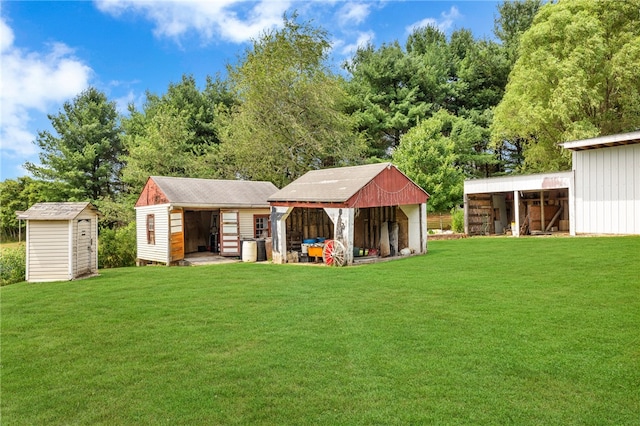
top-left (560, 130), bottom-right (640, 151)
top-left (17, 202), bottom-right (99, 220)
top-left (267, 162), bottom-right (427, 205)
top-left (150, 176), bottom-right (279, 208)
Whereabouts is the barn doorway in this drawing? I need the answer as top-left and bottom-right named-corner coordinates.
top-left (183, 210), bottom-right (220, 254)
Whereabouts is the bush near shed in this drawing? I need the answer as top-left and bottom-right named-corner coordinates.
top-left (0, 244), bottom-right (26, 286)
top-left (98, 222), bottom-right (136, 269)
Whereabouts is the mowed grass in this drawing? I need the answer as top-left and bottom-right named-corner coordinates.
top-left (2, 237), bottom-right (639, 425)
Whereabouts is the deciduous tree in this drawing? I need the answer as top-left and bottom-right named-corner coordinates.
top-left (219, 15), bottom-right (364, 187)
top-left (393, 110), bottom-right (488, 212)
top-left (492, 0), bottom-right (640, 172)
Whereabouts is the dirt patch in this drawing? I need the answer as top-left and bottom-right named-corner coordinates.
top-left (427, 233), bottom-right (467, 241)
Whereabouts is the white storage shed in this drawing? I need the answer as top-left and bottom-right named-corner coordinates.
top-left (18, 202), bottom-right (100, 282)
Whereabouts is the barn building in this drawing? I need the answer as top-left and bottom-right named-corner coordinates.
top-left (135, 176), bottom-right (279, 265)
top-left (18, 202), bottom-right (100, 282)
top-left (268, 163), bottom-right (429, 265)
top-left (464, 131), bottom-right (640, 236)
top-left (560, 131), bottom-right (640, 235)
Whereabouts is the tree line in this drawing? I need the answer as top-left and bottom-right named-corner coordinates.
top-left (2, 0), bottom-right (639, 242)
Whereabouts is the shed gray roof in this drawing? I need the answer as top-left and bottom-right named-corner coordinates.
top-left (268, 163), bottom-right (393, 203)
top-left (18, 202), bottom-right (99, 220)
top-left (151, 176), bottom-right (279, 208)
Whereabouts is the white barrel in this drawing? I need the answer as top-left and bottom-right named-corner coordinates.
top-left (242, 240), bottom-right (257, 262)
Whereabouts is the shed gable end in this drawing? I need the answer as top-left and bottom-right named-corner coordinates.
top-left (346, 166), bottom-right (429, 208)
top-left (136, 178), bottom-right (170, 207)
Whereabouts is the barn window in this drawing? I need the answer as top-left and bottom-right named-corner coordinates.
top-left (254, 215), bottom-right (270, 238)
top-left (146, 214), bottom-right (155, 245)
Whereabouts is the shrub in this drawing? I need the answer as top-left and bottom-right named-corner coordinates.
top-left (99, 222), bottom-right (136, 268)
top-left (451, 207), bottom-right (465, 233)
top-left (1, 245), bottom-right (26, 286)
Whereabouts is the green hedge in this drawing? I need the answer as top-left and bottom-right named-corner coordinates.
top-left (98, 222), bottom-right (137, 269)
top-left (1, 245), bottom-right (26, 285)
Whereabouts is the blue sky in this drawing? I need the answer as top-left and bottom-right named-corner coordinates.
top-left (0, 0), bottom-right (500, 181)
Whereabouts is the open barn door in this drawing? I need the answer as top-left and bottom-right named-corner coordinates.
top-left (220, 210), bottom-right (240, 256)
top-left (169, 209), bottom-right (184, 262)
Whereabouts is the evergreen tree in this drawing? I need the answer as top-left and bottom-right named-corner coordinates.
top-left (25, 87), bottom-right (124, 201)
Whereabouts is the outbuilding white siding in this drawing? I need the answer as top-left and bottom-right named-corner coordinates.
top-left (136, 204), bottom-right (171, 264)
top-left (239, 209), bottom-right (270, 239)
top-left (573, 143), bottom-right (640, 234)
top-left (26, 221), bottom-right (70, 282)
top-left (20, 202), bottom-right (100, 283)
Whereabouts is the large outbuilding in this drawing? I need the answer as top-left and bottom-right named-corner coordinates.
top-left (268, 163), bottom-right (429, 265)
top-left (134, 176), bottom-right (278, 265)
top-left (464, 131), bottom-right (640, 236)
top-left (18, 202), bottom-right (100, 282)
top-left (560, 131), bottom-right (640, 235)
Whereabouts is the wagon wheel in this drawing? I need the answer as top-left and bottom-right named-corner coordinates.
top-left (322, 239), bottom-right (346, 267)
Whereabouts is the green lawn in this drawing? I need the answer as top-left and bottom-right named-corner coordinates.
top-left (2, 236), bottom-right (639, 425)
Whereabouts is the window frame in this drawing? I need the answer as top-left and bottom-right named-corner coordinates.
top-left (253, 214), bottom-right (270, 239)
top-left (146, 214), bottom-right (155, 245)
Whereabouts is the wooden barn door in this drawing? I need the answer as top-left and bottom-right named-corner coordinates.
top-left (220, 210), bottom-right (240, 256)
top-left (169, 209), bottom-right (184, 262)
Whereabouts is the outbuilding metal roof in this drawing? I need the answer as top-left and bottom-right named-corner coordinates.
top-left (17, 202), bottom-right (99, 220)
top-left (560, 130), bottom-right (640, 151)
top-left (150, 176), bottom-right (279, 208)
top-left (268, 163), bottom-right (429, 208)
top-left (268, 163), bottom-right (393, 203)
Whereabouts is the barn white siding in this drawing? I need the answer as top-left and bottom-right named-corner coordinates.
top-left (573, 144), bottom-right (640, 234)
top-left (26, 221), bottom-right (70, 282)
top-left (135, 204), bottom-right (170, 263)
top-left (238, 208), bottom-right (271, 239)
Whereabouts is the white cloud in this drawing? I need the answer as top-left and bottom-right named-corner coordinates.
top-left (0, 18), bottom-right (92, 162)
top-left (406, 5), bottom-right (462, 34)
top-left (337, 2), bottom-right (371, 27)
top-left (95, 0), bottom-right (293, 44)
top-left (339, 30), bottom-right (375, 56)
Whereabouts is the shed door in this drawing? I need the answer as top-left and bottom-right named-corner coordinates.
top-left (76, 219), bottom-right (92, 276)
top-left (220, 210), bottom-right (240, 256)
top-left (170, 210), bottom-right (184, 262)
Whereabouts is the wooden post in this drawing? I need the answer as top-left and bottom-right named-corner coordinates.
top-left (540, 190), bottom-right (545, 232)
top-left (513, 190), bottom-right (520, 237)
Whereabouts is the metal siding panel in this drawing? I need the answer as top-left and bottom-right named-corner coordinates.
top-left (603, 148), bottom-right (612, 234)
top-left (619, 147), bottom-right (628, 232)
top-left (575, 151), bottom-right (585, 233)
top-left (595, 150), bottom-right (604, 233)
top-left (587, 150), bottom-right (598, 233)
top-left (574, 144), bottom-right (640, 235)
top-left (611, 148), bottom-right (621, 233)
top-left (627, 145), bottom-right (640, 234)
